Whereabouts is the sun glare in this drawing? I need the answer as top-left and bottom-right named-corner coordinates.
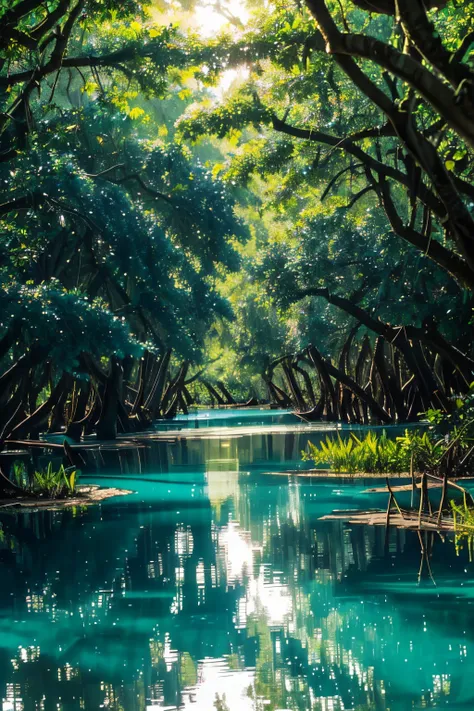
top-left (195, 0), bottom-right (249, 36)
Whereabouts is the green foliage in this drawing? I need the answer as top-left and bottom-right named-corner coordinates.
top-left (423, 387), bottom-right (474, 476)
top-left (427, 382), bottom-right (474, 433)
top-left (2, 0), bottom-right (474, 410)
top-left (178, 90), bottom-right (272, 141)
top-left (0, 0), bottom-right (252, 378)
top-left (0, 283), bottom-right (142, 372)
top-left (12, 461), bottom-right (79, 499)
top-left (452, 496), bottom-right (474, 561)
top-left (0, 124), bottom-right (246, 359)
top-left (302, 430), bottom-right (446, 474)
top-left (175, 0), bottom-right (474, 390)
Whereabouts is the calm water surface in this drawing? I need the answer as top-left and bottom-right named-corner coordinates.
top-left (1, 411), bottom-right (473, 710)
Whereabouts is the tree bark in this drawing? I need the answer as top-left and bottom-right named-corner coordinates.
top-left (65, 382), bottom-right (91, 441)
top-left (308, 344), bottom-right (392, 423)
top-left (96, 358), bottom-right (123, 440)
top-left (9, 373), bottom-right (73, 439)
top-left (144, 349), bottom-right (172, 418)
top-left (307, 345), bottom-right (338, 420)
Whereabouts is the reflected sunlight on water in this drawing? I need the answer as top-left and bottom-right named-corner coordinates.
top-left (1, 415), bottom-right (473, 710)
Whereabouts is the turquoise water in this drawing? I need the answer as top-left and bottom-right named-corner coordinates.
top-left (154, 407), bottom-right (300, 430)
top-left (1, 417), bottom-right (473, 710)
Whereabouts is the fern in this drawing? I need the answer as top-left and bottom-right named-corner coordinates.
top-left (302, 429), bottom-right (445, 474)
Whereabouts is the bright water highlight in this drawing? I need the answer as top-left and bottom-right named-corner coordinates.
top-left (0, 414), bottom-right (473, 710)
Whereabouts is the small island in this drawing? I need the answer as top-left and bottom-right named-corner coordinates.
top-left (0, 484), bottom-right (132, 512)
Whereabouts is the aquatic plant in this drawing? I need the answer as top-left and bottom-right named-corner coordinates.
top-left (302, 430), bottom-right (446, 474)
top-left (451, 498), bottom-right (474, 561)
top-left (12, 461), bottom-right (79, 499)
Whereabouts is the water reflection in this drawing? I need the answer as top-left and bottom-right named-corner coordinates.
top-left (1, 430), bottom-right (474, 710)
top-left (85, 426), bottom-right (357, 478)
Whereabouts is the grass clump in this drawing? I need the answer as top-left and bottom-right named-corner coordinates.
top-left (302, 430), bottom-right (445, 474)
top-left (12, 461), bottom-right (79, 498)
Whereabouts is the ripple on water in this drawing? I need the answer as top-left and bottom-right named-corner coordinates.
top-left (0, 420), bottom-right (473, 710)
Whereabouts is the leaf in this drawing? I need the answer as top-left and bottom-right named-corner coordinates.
top-left (212, 162), bottom-right (225, 178)
top-left (445, 160), bottom-right (455, 171)
top-left (81, 81), bottom-right (99, 96)
top-left (129, 107), bottom-right (145, 120)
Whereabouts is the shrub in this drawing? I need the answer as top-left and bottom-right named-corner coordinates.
top-left (302, 430), bottom-right (446, 474)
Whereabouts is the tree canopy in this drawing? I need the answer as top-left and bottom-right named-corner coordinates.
top-left (1, 0), bottom-right (474, 452)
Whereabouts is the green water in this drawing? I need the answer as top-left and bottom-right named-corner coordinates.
top-left (1, 416), bottom-right (473, 710)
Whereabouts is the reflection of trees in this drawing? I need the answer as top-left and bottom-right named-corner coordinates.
top-left (5, 649), bottom-right (146, 711)
top-left (89, 429), bottom-right (327, 477)
top-left (1, 436), bottom-right (474, 710)
top-left (235, 477), bottom-right (474, 710)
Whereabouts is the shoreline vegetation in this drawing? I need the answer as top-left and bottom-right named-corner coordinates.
top-left (301, 428), bottom-right (474, 546)
top-left (0, 485), bottom-right (132, 511)
top-left (0, 458), bottom-right (132, 509)
top-left (302, 427), bottom-right (474, 477)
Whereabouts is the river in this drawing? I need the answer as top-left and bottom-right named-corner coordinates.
top-left (0, 409), bottom-right (473, 710)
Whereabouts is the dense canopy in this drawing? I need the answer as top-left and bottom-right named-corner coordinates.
top-left (1, 0), bottom-right (474, 453)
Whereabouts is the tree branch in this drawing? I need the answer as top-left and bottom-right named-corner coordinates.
top-left (375, 176), bottom-right (474, 290)
top-left (272, 114), bottom-right (444, 217)
top-left (296, 287), bottom-right (474, 377)
top-left (309, 0), bottom-right (474, 147)
top-left (105, 173), bottom-right (177, 209)
top-left (396, 0), bottom-right (474, 90)
top-left (0, 36), bottom-right (173, 89)
top-left (304, 0), bottom-right (474, 275)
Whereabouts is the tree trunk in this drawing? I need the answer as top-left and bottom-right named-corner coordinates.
top-left (66, 382), bottom-right (91, 441)
top-left (282, 358), bottom-right (307, 410)
top-left (163, 362), bottom-right (190, 418)
top-left (9, 373), bottom-right (73, 439)
top-left (217, 381), bottom-right (236, 405)
top-left (307, 345), bottom-right (337, 420)
top-left (294, 362), bottom-right (316, 407)
top-left (96, 358), bottom-right (123, 440)
top-left (309, 344), bottom-right (392, 424)
top-left (201, 379), bottom-right (226, 407)
top-left (144, 349), bottom-right (172, 418)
